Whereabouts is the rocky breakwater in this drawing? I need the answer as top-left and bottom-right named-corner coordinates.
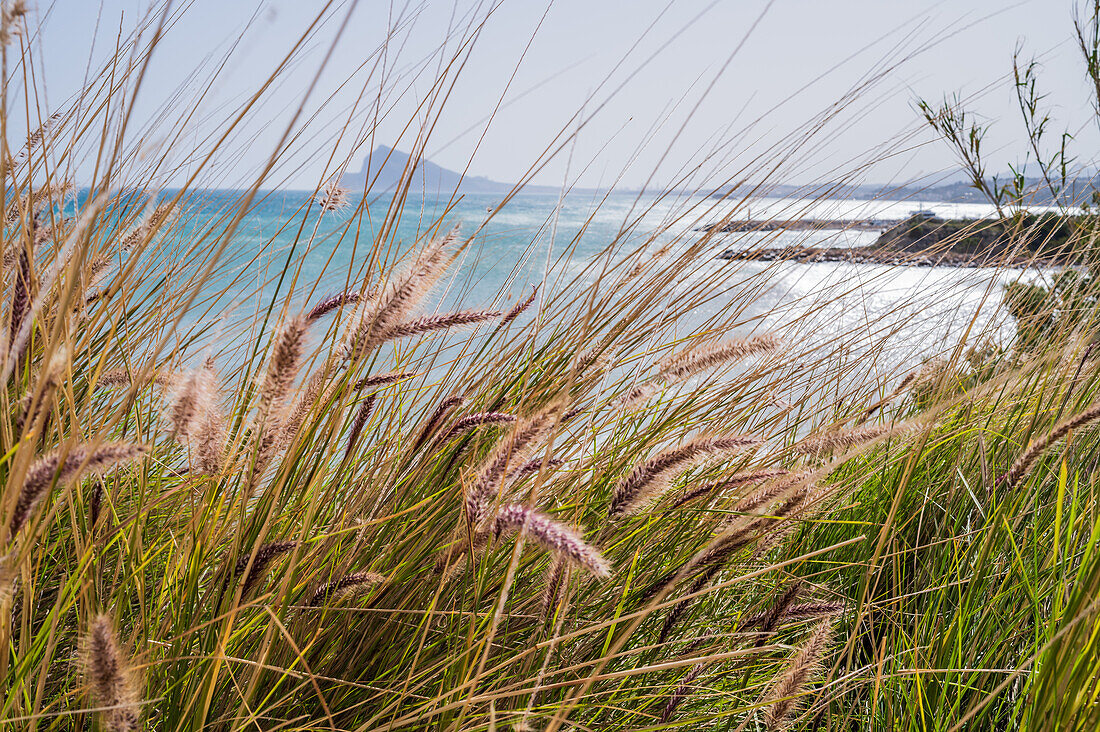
top-left (716, 214), bottom-right (1082, 268)
top-left (700, 218), bottom-right (891, 233)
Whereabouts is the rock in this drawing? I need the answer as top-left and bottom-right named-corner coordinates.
top-left (714, 214), bottom-right (1081, 269)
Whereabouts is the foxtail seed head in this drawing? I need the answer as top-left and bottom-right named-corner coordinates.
top-left (81, 614), bottom-right (140, 731)
top-left (493, 503), bottom-right (609, 578)
top-left (609, 434), bottom-right (762, 517)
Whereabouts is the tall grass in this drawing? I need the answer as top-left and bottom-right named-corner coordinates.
top-left (2, 2), bottom-right (1100, 730)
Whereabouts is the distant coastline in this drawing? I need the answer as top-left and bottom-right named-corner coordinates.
top-left (340, 145), bottom-right (1100, 205)
top-left (715, 213), bottom-right (1083, 268)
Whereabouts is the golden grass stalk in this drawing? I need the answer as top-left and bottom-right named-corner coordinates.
top-left (81, 614), bottom-right (141, 732)
top-left (609, 434), bottom-right (762, 516)
top-left (761, 619), bottom-right (833, 731)
top-left (492, 503), bottom-right (610, 578)
top-left (1002, 399), bottom-right (1100, 488)
top-left (12, 443), bottom-right (146, 536)
top-left (306, 570), bottom-right (385, 606)
top-left (858, 358), bottom-right (944, 423)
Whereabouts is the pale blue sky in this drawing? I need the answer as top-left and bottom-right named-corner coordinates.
top-left (29, 0), bottom-right (1095, 191)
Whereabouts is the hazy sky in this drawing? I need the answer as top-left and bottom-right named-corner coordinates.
top-left (32, 0), bottom-right (1097, 191)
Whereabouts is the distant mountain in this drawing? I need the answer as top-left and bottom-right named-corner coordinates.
top-left (340, 146), bottom-right (558, 195)
top-left (343, 149), bottom-right (1100, 204)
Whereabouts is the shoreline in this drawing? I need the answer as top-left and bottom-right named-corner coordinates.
top-left (711, 213), bottom-right (1080, 269)
top-left (700, 218), bottom-right (894, 233)
top-left (714, 245), bottom-right (1062, 269)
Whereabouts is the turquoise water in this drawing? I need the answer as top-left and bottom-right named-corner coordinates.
top-left (121, 188), bottom-right (1029, 373)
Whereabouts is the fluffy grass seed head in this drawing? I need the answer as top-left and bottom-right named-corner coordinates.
top-left (355, 369), bottom-right (417, 391)
top-left (81, 614), bottom-right (141, 732)
top-left (500, 284), bottom-right (539, 327)
top-left (344, 392), bottom-right (377, 459)
top-left (412, 395), bottom-right (466, 453)
top-left (12, 443), bottom-right (146, 536)
top-left (256, 314), bottom-right (309, 417)
top-left (1002, 400), bottom-right (1100, 488)
top-left (659, 662), bottom-right (709, 724)
top-left (609, 434), bottom-right (762, 516)
top-left (463, 410), bottom-right (556, 527)
top-left (657, 332), bottom-right (782, 384)
top-left (492, 503), bottom-right (610, 578)
top-left (672, 469), bottom-right (791, 508)
top-left (318, 180), bottom-right (350, 212)
top-left (369, 307), bottom-right (502, 349)
top-left (442, 411), bottom-right (517, 442)
top-left (792, 424), bottom-right (891, 456)
top-left (307, 570), bottom-right (385, 606)
top-left (307, 290), bottom-right (362, 322)
top-left (235, 540), bottom-right (298, 594)
top-left (761, 619), bottom-right (834, 731)
top-left (347, 226), bottom-right (461, 355)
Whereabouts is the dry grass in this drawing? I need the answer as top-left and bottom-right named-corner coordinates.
top-left (0, 2), bottom-right (1098, 731)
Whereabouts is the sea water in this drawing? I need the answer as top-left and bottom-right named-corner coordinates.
top-left (127, 188), bottom-right (1042, 375)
